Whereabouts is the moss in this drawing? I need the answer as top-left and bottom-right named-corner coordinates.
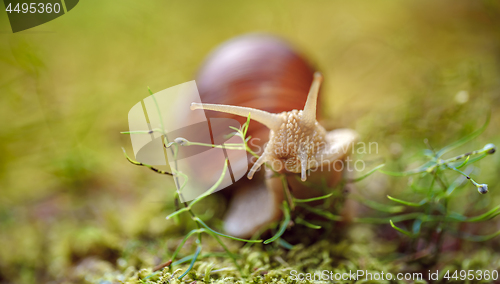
top-left (54, 224), bottom-right (497, 284)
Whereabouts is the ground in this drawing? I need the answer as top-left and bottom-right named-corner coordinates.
top-left (1, 1), bottom-right (500, 283)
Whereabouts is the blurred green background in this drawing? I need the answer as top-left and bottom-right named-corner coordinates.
top-left (1, 0), bottom-right (500, 283)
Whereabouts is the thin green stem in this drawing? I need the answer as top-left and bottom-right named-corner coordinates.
top-left (294, 192), bottom-right (333, 203)
top-left (169, 228), bottom-right (202, 265)
top-left (280, 175), bottom-right (294, 210)
top-left (122, 148), bottom-right (172, 176)
top-left (264, 202), bottom-right (291, 244)
top-left (194, 217), bottom-right (262, 243)
top-left (204, 230), bottom-right (244, 276)
top-left (295, 216), bottom-right (321, 229)
top-left (298, 203), bottom-right (343, 221)
top-left (178, 242), bottom-right (202, 279)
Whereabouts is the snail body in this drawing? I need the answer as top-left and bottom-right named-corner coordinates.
top-left (193, 34), bottom-right (357, 238)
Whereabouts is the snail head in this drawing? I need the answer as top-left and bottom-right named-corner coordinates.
top-left (191, 72), bottom-right (353, 181)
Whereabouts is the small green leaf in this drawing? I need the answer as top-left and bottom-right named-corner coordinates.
top-left (458, 229), bottom-right (500, 242)
top-left (455, 155), bottom-right (470, 169)
top-left (170, 229), bottom-right (201, 265)
top-left (445, 212), bottom-right (467, 222)
top-left (412, 218), bottom-right (423, 234)
top-left (355, 212), bottom-right (422, 224)
top-left (298, 203), bottom-right (343, 221)
top-left (195, 217), bottom-right (262, 243)
top-left (264, 201), bottom-right (291, 244)
top-left (295, 217), bottom-right (322, 229)
top-left (277, 238), bottom-right (294, 249)
top-left (178, 244), bottom-right (202, 279)
top-left (294, 193), bottom-right (333, 203)
top-left (380, 161), bottom-right (436, 176)
top-left (359, 198), bottom-right (405, 213)
top-left (465, 205), bottom-right (500, 222)
top-left (352, 164), bottom-right (385, 182)
top-left (446, 154), bottom-right (487, 170)
top-left (188, 160), bottom-right (229, 208)
top-left (436, 113), bottom-right (490, 158)
top-left (166, 207), bottom-right (190, 219)
top-left (387, 195), bottom-right (427, 207)
top-left (390, 220), bottom-right (414, 237)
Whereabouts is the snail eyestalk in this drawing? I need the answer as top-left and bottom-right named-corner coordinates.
top-left (190, 102), bottom-right (282, 131)
top-left (300, 154), bottom-right (308, 182)
top-left (247, 153), bottom-right (267, 179)
top-left (302, 72), bottom-right (322, 127)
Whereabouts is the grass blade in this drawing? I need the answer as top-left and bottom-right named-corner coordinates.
top-left (294, 193), bottom-right (333, 203)
top-left (170, 229), bottom-right (201, 265)
top-left (298, 203), bottom-right (343, 221)
top-left (206, 232), bottom-right (244, 276)
top-left (188, 160), bottom-right (228, 208)
top-left (456, 229), bottom-right (500, 242)
top-left (277, 238), bottom-right (294, 249)
top-left (387, 195), bottom-right (427, 207)
top-left (122, 148), bottom-right (173, 176)
top-left (390, 220), bottom-right (414, 237)
top-left (166, 207), bottom-right (190, 220)
top-left (355, 212), bottom-right (422, 224)
top-left (352, 164), bottom-right (385, 182)
top-left (448, 153), bottom-right (487, 169)
top-left (264, 202), bottom-right (291, 244)
top-left (465, 205), bottom-right (500, 222)
top-left (380, 161), bottom-right (435, 176)
top-left (359, 198), bottom-right (405, 213)
top-left (295, 216), bottom-right (321, 229)
top-left (178, 244), bottom-right (202, 279)
top-left (194, 217), bottom-right (262, 243)
top-left (436, 113), bottom-right (490, 158)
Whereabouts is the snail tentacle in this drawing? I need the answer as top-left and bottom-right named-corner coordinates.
top-left (302, 72), bottom-right (323, 127)
top-left (300, 153), bottom-right (308, 181)
top-left (191, 102), bottom-right (282, 131)
top-left (248, 153), bottom-right (268, 179)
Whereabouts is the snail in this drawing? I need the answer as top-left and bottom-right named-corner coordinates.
top-left (192, 34), bottom-right (357, 238)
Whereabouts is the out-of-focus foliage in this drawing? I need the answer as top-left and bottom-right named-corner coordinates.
top-left (1, 0), bottom-right (500, 283)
